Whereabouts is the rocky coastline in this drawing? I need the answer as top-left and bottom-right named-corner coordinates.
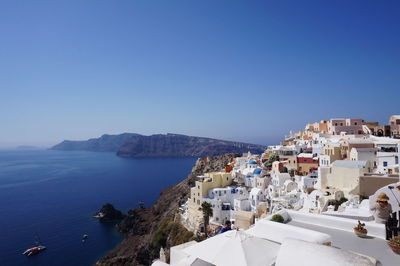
top-left (95, 153), bottom-right (238, 266)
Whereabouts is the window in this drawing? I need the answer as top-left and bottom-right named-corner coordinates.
top-left (383, 161), bottom-right (388, 167)
top-left (355, 122), bottom-right (358, 125)
top-left (340, 123), bottom-right (343, 126)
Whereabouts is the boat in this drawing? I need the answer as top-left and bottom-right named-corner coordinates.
top-left (23, 234), bottom-right (46, 256)
top-left (22, 245), bottom-right (46, 256)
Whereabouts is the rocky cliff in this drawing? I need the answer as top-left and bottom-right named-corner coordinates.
top-left (52, 133), bottom-right (265, 157)
top-left (52, 133), bottom-right (140, 152)
top-left (96, 153), bottom-right (238, 266)
top-left (116, 133), bottom-right (264, 158)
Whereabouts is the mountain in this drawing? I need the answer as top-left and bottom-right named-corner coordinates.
top-left (117, 133), bottom-right (265, 157)
top-left (52, 133), bottom-right (265, 157)
top-left (51, 133), bottom-right (140, 152)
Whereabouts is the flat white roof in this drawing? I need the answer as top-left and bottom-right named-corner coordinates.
top-left (288, 220), bottom-right (398, 266)
top-left (332, 160), bottom-right (367, 169)
top-left (297, 153), bottom-right (314, 158)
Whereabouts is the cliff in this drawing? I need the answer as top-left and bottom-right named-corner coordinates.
top-left (96, 153), bottom-right (238, 266)
top-left (117, 133), bottom-right (264, 157)
top-left (52, 133), bottom-right (265, 157)
top-left (52, 133), bottom-right (140, 152)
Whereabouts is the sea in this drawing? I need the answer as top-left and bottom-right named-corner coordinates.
top-left (0, 149), bottom-right (197, 266)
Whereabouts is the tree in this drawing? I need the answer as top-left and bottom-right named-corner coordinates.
top-left (289, 169), bottom-right (295, 177)
top-left (264, 154), bottom-right (280, 169)
top-left (199, 202), bottom-right (213, 238)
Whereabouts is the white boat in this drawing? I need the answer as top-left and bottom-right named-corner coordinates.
top-left (22, 245), bottom-right (46, 256)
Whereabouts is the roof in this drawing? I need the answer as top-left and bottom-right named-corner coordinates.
top-left (332, 160), bottom-right (367, 169)
top-left (351, 147), bottom-right (377, 153)
top-left (275, 239), bottom-right (376, 266)
top-left (246, 219), bottom-right (331, 244)
top-left (297, 153), bottom-right (313, 158)
top-left (182, 230), bottom-right (280, 266)
top-left (370, 136), bottom-right (400, 145)
top-left (250, 187), bottom-right (262, 194)
top-left (347, 138), bottom-right (374, 144)
top-left (253, 168), bottom-right (262, 175)
top-left (248, 160), bottom-right (257, 165)
top-left (276, 173), bottom-right (291, 179)
top-left (288, 220), bottom-right (398, 266)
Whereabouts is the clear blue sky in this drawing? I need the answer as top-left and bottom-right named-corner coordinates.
top-left (1, 0), bottom-right (399, 147)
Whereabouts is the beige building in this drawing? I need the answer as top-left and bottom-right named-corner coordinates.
top-left (234, 210), bottom-right (255, 230)
top-left (340, 138), bottom-right (374, 159)
top-left (320, 143), bottom-right (341, 166)
top-left (349, 147), bottom-right (377, 172)
top-left (389, 115), bottom-right (400, 138)
top-left (186, 172), bottom-right (232, 231)
top-left (358, 174), bottom-right (399, 197)
top-left (286, 155), bottom-right (297, 170)
top-left (328, 160), bottom-right (369, 197)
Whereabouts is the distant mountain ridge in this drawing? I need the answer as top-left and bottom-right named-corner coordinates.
top-left (52, 133), bottom-right (265, 157)
top-left (52, 133), bottom-right (140, 152)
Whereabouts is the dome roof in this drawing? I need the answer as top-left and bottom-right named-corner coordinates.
top-left (248, 160), bottom-right (257, 165)
top-left (253, 168), bottom-right (262, 175)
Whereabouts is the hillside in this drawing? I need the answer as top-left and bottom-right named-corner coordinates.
top-left (52, 133), bottom-right (140, 152)
top-left (96, 153), bottom-right (238, 266)
top-left (52, 133), bottom-right (265, 157)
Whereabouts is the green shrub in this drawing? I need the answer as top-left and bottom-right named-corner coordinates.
top-left (271, 214), bottom-right (284, 223)
top-left (339, 197), bottom-right (348, 203)
top-left (151, 220), bottom-right (195, 256)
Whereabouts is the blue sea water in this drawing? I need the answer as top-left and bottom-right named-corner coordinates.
top-left (0, 150), bottom-right (196, 266)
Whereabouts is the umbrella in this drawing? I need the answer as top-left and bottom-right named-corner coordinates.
top-left (182, 230), bottom-right (280, 266)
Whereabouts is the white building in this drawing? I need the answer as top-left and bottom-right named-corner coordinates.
top-left (249, 187), bottom-right (267, 212)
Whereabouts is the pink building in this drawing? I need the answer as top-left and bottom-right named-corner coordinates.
top-left (327, 118), bottom-right (364, 135)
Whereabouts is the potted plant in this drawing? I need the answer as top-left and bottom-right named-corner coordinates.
top-left (271, 214), bottom-right (285, 223)
top-left (388, 235), bottom-right (400, 255)
top-left (353, 220), bottom-right (368, 238)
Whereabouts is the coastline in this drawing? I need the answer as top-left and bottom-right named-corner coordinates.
top-left (96, 153), bottom-right (238, 266)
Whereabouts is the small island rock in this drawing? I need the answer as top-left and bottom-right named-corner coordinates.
top-left (94, 203), bottom-right (126, 222)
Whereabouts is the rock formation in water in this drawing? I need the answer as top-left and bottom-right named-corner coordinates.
top-left (95, 153), bottom-right (238, 266)
top-left (94, 203), bottom-right (126, 222)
